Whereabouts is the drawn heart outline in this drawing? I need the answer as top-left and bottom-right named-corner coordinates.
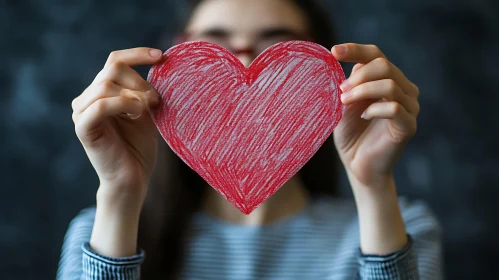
top-left (148, 41), bottom-right (345, 214)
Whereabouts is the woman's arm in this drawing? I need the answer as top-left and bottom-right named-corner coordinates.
top-left (356, 198), bottom-right (443, 279)
top-left (67, 47), bottom-right (163, 279)
top-left (71, 47), bottom-right (162, 258)
top-left (331, 43), bottom-right (441, 278)
top-left (90, 184), bottom-right (144, 258)
top-left (350, 175), bottom-right (407, 255)
top-left (332, 42), bottom-right (419, 255)
top-left (57, 208), bottom-right (146, 280)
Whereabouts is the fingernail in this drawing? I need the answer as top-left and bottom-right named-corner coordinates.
top-left (334, 45), bottom-right (347, 56)
top-left (341, 91), bottom-right (352, 102)
top-left (340, 80), bottom-right (351, 92)
top-left (149, 49), bottom-right (162, 58)
top-left (128, 98), bottom-right (144, 119)
top-left (127, 113), bottom-right (142, 120)
top-left (361, 110), bottom-right (367, 119)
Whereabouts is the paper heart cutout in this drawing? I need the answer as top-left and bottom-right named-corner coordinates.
top-left (148, 41), bottom-right (345, 214)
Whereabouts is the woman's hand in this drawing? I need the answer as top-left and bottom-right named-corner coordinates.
top-left (71, 47), bottom-right (163, 257)
top-left (72, 48), bottom-right (163, 204)
top-left (331, 43), bottom-right (420, 255)
top-left (332, 43), bottom-right (420, 187)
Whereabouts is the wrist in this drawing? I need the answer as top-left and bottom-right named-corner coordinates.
top-left (348, 173), bottom-right (397, 204)
top-left (347, 173), bottom-right (408, 255)
top-left (346, 169), bottom-right (395, 190)
top-left (91, 189), bottom-right (144, 258)
top-left (96, 182), bottom-right (147, 213)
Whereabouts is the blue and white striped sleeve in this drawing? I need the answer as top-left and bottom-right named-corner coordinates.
top-left (358, 235), bottom-right (418, 279)
top-left (358, 200), bottom-right (443, 279)
top-left (57, 208), bottom-right (96, 279)
top-left (81, 242), bottom-right (144, 279)
top-left (57, 207), bottom-right (145, 280)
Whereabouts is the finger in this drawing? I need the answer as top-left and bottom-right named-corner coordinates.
top-left (72, 81), bottom-right (122, 113)
top-left (409, 82), bottom-right (420, 99)
top-left (119, 88), bottom-right (159, 113)
top-left (351, 63), bottom-right (364, 75)
top-left (104, 47), bottom-right (163, 68)
top-left (332, 43), bottom-right (386, 64)
top-left (73, 81), bottom-right (159, 115)
top-left (75, 96), bottom-right (145, 137)
top-left (95, 61), bottom-right (154, 92)
top-left (73, 87), bottom-right (152, 123)
top-left (361, 101), bottom-right (417, 141)
top-left (341, 79), bottom-right (418, 114)
top-left (340, 57), bottom-right (416, 96)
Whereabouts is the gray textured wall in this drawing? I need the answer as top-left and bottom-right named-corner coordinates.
top-left (1, 0), bottom-right (498, 279)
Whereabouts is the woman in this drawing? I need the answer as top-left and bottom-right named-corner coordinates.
top-left (58, 0), bottom-right (442, 279)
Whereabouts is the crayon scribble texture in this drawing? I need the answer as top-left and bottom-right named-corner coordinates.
top-left (148, 41), bottom-right (344, 214)
top-left (0, 0), bottom-right (498, 279)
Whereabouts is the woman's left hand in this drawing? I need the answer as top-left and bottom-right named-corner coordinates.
top-left (330, 43), bottom-right (418, 254)
top-left (331, 43), bottom-right (420, 188)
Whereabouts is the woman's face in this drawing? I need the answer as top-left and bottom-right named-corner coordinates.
top-left (185, 0), bottom-right (309, 67)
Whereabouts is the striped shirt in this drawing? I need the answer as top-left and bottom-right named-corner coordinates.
top-left (57, 197), bottom-right (442, 279)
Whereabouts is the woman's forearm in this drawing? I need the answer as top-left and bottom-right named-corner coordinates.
top-left (349, 174), bottom-right (408, 255)
top-left (89, 185), bottom-right (145, 258)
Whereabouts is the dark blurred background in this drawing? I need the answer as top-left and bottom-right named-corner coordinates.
top-left (1, 0), bottom-right (498, 279)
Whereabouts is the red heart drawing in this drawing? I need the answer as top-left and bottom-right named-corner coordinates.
top-left (148, 41), bottom-right (345, 214)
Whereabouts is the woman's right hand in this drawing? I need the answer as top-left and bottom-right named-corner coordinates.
top-left (72, 48), bottom-right (164, 257)
top-left (72, 48), bottom-right (163, 206)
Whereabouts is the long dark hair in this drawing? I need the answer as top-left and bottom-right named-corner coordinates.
top-left (138, 0), bottom-right (338, 278)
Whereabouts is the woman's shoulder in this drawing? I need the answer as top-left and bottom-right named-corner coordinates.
top-left (57, 207), bottom-right (96, 279)
top-left (62, 207), bottom-right (97, 246)
top-left (68, 207), bottom-right (96, 228)
top-left (397, 198), bottom-right (442, 237)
